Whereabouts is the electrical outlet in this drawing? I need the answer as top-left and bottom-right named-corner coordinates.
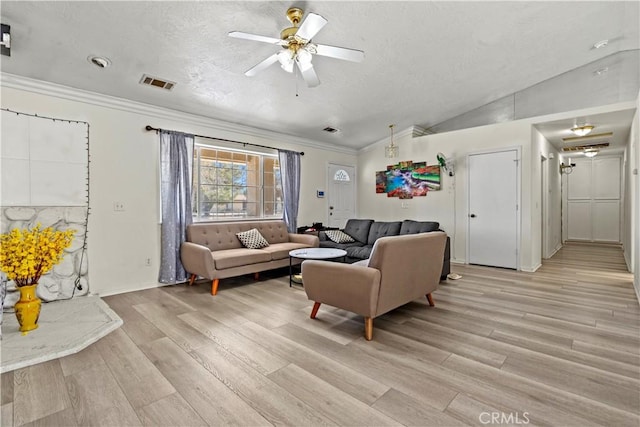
top-left (145, 258), bottom-right (151, 266)
top-left (113, 201), bottom-right (125, 211)
top-left (401, 202), bottom-right (409, 209)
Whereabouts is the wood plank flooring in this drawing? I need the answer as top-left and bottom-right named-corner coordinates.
top-left (1, 242), bottom-right (638, 426)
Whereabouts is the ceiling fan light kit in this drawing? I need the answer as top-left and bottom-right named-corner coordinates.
top-left (229, 7), bottom-right (364, 88)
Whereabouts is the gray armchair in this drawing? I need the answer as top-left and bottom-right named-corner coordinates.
top-left (301, 232), bottom-right (447, 340)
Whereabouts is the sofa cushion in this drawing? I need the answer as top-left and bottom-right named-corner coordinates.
top-left (255, 221), bottom-right (290, 244)
top-left (399, 220), bottom-right (440, 235)
top-left (325, 229), bottom-right (356, 244)
top-left (343, 219), bottom-right (374, 244)
top-left (319, 240), bottom-right (363, 250)
top-left (346, 245), bottom-right (374, 260)
top-left (212, 248), bottom-right (272, 270)
top-left (236, 228), bottom-right (270, 249)
top-left (367, 221), bottom-right (402, 245)
top-left (261, 242), bottom-right (311, 261)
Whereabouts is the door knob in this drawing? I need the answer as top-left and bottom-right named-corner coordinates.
top-left (470, 214), bottom-right (476, 218)
top-left (329, 206), bottom-right (334, 210)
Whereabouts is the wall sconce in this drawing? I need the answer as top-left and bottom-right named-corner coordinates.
top-left (384, 124), bottom-right (399, 158)
top-left (560, 162), bottom-right (575, 174)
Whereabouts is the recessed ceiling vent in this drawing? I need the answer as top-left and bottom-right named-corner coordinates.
top-left (140, 74), bottom-right (176, 91)
top-left (323, 126), bottom-right (339, 133)
top-left (562, 142), bottom-right (609, 152)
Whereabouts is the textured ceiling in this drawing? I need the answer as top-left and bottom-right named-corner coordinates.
top-left (1, 1), bottom-right (639, 150)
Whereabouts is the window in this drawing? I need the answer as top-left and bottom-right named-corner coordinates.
top-left (334, 169), bottom-right (350, 181)
top-left (192, 145), bottom-right (282, 221)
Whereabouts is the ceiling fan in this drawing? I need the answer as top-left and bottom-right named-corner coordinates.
top-left (229, 7), bottom-right (365, 87)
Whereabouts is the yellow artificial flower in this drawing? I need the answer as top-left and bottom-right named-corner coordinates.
top-left (0, 224), bottom-right (75, 287)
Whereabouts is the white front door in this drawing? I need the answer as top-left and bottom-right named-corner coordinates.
top-left (468, 149), bottom-right (519, 269)
top-left (327, 164), bottom-right (356, 228)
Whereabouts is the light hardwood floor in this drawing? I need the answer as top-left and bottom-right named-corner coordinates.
top-left (1, 242), bottom-right (639, 426)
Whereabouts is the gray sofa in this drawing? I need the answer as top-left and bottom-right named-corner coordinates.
top-left (319, 219), bottom-right (451, 280)
top-left (181, 220), bottom-right (319, 295)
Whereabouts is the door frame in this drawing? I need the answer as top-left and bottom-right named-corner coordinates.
top-left (541, 154), bottom-right (549, 259)
top-left (326, 162), bottom-right (358, 226)
top-left (465, 146), bottom-right (522, 270)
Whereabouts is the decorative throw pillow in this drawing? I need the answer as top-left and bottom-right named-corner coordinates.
top-left (236, 228), bottom-right (270, 249)
top-left (325, 229), bottom-right (355, 244)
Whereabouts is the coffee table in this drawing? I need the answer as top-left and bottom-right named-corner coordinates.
top-left (289, 248), bottom-right (347, 286)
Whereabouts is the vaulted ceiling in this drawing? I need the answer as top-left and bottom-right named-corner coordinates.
top-left (1, 1), bottom-right (638, 150)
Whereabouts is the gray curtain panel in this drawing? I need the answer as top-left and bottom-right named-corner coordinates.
top-left (278, 149), bottom-right (301, 233)
top-left (159, 130), bottom-right (194, 284)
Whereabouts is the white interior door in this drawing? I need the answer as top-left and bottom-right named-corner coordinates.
top-left (565, 156), bottom-right (621, 243)
top-left (327, 164), bottom-right (356, 228)
top-left (468, 149), bottom-right (519, 269)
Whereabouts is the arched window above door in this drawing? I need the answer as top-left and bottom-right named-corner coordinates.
top-left (334, 169), bottom-right (350, 182)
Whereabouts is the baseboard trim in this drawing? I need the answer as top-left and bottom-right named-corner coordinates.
top-left (521, 263), bottom-right (542, 273)
top-left (95, 281), bottom-right (168, 297)
top-left (547, 243), bottom-right (562, 258)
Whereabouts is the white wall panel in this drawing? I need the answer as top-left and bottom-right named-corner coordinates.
top-left (567, 201), bottom-right (592, 240)
top-left (1, 158), bottom-right (30, 205)
top-left (593, 201), bottom-right (621, 242)
top-left (593, 157), bottom-right (621, 199)
top-left (1, 111), bottom-right (87, 206)
top-left (0, 112), bottom-right (30, 159)
top-left (567, 159), bottom-right (591, 199)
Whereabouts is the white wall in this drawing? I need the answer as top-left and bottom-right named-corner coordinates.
top-left (626, 94), bottom-right (640, 299)
top-left (358, 121), bottom-right (535, 270)
top-left (1, 76), bottom-right (357, 296)
top-left (358, 102), bottom-right (636, 272)
top-left (532, 127), bottom-right (562, 259)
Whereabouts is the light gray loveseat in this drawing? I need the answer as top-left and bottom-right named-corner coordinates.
top-left (303, 232), bottom-right (447, 340)
top-left (181, 220), bottom-right (319, 295)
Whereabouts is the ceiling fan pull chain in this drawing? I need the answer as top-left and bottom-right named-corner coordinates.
top-left (295, 63), bottom-right (299, 97)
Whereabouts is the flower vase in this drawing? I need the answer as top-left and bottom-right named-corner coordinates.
top-left (15, 284), bottom-right (41, 334)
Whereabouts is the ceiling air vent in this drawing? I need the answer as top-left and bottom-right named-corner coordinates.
top-left (323, 126), bottom-right (339, 133)
top-left (140, 74), bottom-right (176, 91)
top-left (562, 142), bottom-right (609, 152)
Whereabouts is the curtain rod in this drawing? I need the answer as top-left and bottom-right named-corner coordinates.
top-left (145, 125), bottom-right (304, 156)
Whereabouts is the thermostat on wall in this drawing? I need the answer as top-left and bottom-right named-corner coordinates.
top-left (317, 190), bottom-right (325, 198)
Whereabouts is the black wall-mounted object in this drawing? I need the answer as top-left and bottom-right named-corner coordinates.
top-left (1, 24), bottom-right (10, 57)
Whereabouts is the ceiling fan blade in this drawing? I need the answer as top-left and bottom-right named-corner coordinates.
top-left (315, 44), bottom-right (364, 62)
top-left (295, 13), bottom-right (328, 41)
top-left (245, 53), bottom-right (279, 77)
top-left (229, 31), bottom-right (285, 45)
top-left (297, 62), bottom-right (320, 87)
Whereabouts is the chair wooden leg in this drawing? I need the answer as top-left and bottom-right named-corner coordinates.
top-left (364, 317), bottom-right (373, 341)
top-left (211, 278), bottom-right (219, 296)
top-left (426, 293), bottom-right (435, 307)
top-left (254, 272), bottom-right (260, 281)
top-left (310, 302), bottom-right (321, 319)
top-left (188, 274), bottom-right (196, 286)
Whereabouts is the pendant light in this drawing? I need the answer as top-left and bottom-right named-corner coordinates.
top-left (385, 124), bottom-right (399, 158)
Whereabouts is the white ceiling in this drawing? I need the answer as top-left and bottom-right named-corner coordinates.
top-left (534, 109), bottom-right (637, 157)
top-left (1, 1), bottom-right (639, 150)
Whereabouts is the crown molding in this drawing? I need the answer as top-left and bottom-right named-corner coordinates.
top-left (0, 73), bottom-right (357, 155)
